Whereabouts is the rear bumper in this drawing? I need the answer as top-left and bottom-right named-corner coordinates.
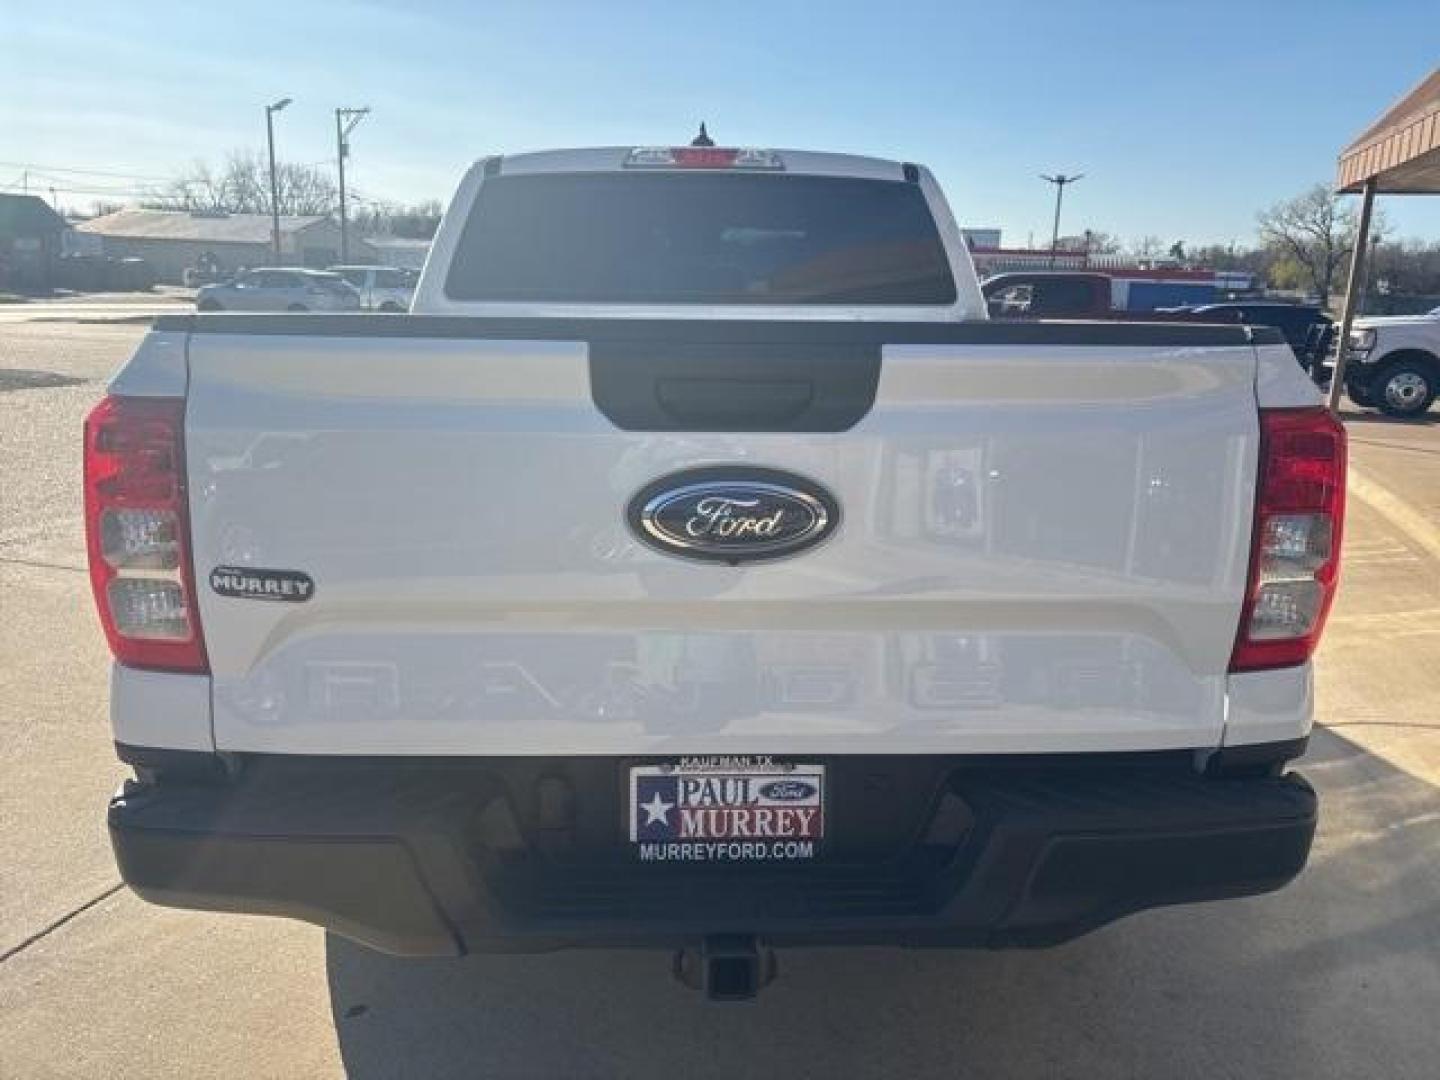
top-left (109, 750), bottom-right (1316, 956)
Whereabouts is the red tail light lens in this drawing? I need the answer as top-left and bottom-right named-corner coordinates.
top-left (623, 147), bottom-right (784, 170)
top-left (671, 147), bottom-right (741, 169)
top-left (83, 396), bottom-right (208, 672)
top-left (1230, 407), bottom-right (1346, 672)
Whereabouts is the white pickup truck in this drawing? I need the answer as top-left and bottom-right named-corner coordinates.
top-left (1342, 306), bottom-right (1440, 417)
top-left (89, 145), bottom-right (1344, 1000)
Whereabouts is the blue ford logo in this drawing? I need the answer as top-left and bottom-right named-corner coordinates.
top-left (628, 467), bottom-right (839, 564)
top-left (759, 780), bottom-right (817, 802)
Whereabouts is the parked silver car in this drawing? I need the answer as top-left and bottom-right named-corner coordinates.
top-left (195, 268), bottom-right (361, 312)
top-left (328, 265), bottom-right (417, 312)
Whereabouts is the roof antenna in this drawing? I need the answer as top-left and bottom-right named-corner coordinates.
top-left (691, 122), bottom-right (715, 148)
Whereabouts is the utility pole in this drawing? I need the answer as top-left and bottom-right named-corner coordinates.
top-left (1040, 173), bottom-right (1084, 268)
top-left (1359, 233), bottom-right (1381, 316)
top-left (335, 107), bottom-right (370, 264)
top-left (265, 97), bottom-right (293, 263)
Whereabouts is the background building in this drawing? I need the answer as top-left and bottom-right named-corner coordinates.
top-left (74, 209), bottom-right (371, 284)
top-left (362, 236), bottom-right (431, 271)
top-left (0, 193), bottom-right (67, 291)
top-left (961, 227), bottom-right (1002, 250)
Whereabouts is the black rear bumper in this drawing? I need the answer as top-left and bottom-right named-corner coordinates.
top-left (109, 751), bottom-right (1316, 956)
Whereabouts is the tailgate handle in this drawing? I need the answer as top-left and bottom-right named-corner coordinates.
top-left (589, 340), bottom-right (880, 432)
top-left (656, 378), bottom-right (813, 426)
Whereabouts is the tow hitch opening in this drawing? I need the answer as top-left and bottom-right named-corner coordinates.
top-left (673, 935), bottom-right (777, 1001)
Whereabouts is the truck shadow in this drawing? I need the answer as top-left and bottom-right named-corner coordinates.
top-left (326, 729), bottom-right (1440, 1079)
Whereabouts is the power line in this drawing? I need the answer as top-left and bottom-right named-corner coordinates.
top-left (0, 160), bottom-right (173, 182)
top-left (8, 183), bottom-right (166, 198)
top-left (3, 185), bottom-right (190, 212)
top-left (22, 172), bottom-right (165, 195)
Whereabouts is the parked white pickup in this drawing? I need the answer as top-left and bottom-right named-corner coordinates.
top-left (1344, 306), bottom-right (1440, 416)
top-left (91, 144), bottom-right (1343, 997)
top-left (328, 263), bottom-right (416, 312)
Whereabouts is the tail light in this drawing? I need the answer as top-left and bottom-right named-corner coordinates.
top-left (1230, 407), bottom-right (1346, 672)
top-left (83, 396), bottom-right (208, 672)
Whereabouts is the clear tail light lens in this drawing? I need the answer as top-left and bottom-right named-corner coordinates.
top-left (100, 508), bottom-right (180, 569)
top-left (107, 578), bottom-right (191, 639)
top-left (1230, 408), bottom-right (1346, 671)
top-left (83, 396), bottom-right (208, 672)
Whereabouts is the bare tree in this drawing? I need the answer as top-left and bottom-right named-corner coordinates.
top-left (1256, 184), bottom-right (1385, 305)
top-left (1186, 241), bottom-right (1275, 277)
top-left (145, 159), bottom-right (226, 211)
top-left (1128, 235), bottom-right (1165, 259)
top-left (351, 199), bottom-right (444, 240)
top-left (1054, 230), bottom-right (1121, 255)
top-left (1366, 238), bottom-right (1440, 303)
top-left (273, 157), bottom-right (339, 216)
top-left (145, 152), bottom-right (337, 216)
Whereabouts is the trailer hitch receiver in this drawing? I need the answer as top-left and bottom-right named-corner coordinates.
top-left (673, 935), bottom-right (777, 1001)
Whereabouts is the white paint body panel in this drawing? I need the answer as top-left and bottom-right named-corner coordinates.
top-left (111, 664), bottom-right (213, 751)
top-left (1253, 342), bottom-right (1325, 409)
top-left (1224, 664), bottom-right (1313, 746)
top-left (107, 330), bottom-right (188, 397)
top-left (181, 331), bottom-right (1265, 756)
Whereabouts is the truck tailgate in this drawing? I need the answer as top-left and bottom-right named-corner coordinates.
top-left (182, 318), bottom-right (1258, 755)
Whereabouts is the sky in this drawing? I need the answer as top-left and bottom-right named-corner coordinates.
top-left (3, 0), bottom-right (1438, 247)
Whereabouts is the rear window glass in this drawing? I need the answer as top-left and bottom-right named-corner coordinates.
top-left (445, 172), bottom-right (957, 305)
top-left (1027, 277), bottom-right (1099, 316)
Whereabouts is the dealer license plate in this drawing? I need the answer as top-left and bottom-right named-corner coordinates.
top-left (629, 757), bottom-right (824, 862)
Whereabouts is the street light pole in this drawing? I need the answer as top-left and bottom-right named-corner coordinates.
top-left (335, 107), bottom-right (370, 264)
top-left (265, 97), bottom-right (292, 263)
top-left (1040, 173), bottom-right (1084, 268)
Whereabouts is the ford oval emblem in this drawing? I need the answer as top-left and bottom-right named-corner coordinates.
top-left (758, 779), bottom-right (817, 802)
top-left (628, 466), bottom-right (840, 564)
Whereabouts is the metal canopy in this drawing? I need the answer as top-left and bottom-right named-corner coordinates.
top-left (1337, 68), bottom-right (1440, 194)
top-left (1327, 67), bottom-right (1439, 411)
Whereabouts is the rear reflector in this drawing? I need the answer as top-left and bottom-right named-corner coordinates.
top-left (84, 396), bottom-right (207, 672)
top-left (624, 147), bottom-right (784, 170)
top-left (1230, 407), bottom-right (1346, 672)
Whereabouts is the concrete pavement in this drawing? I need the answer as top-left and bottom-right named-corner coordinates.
top-left (2, 322), bottom-right (1436, 1078)
top-left (0, 291), bottom-right (192, 326)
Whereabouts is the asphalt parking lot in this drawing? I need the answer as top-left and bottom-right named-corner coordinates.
top-left (2, 311), bottom-right (1437, 1079)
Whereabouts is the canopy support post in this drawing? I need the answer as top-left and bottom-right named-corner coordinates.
top-left (1327, 178), bottom-right (1378, 413)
